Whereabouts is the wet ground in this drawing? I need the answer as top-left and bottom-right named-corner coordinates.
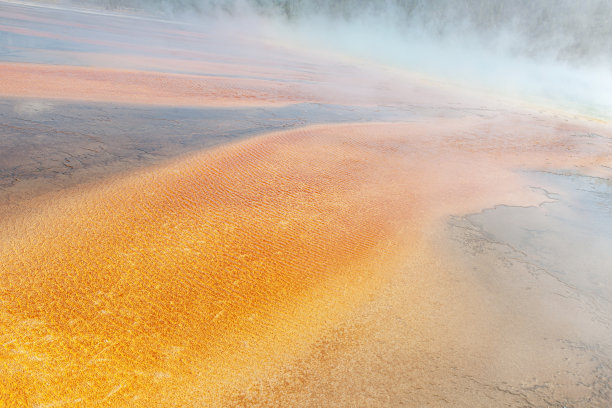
top-left (1, 1), bottom-right (611, 407)
top-left (444, 171), bottom-right (612, 406)
top-left (0, 97), bottom-right (415, 214)
top-left (465, 171), bottom-right (612, 326)
top-left (220, 151), bottom-right (612, 408)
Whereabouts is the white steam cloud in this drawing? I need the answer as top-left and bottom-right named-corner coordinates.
top-left (48, 0), bottom-right (612, 117)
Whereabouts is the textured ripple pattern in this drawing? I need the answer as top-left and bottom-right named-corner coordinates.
top-left (1, 115), bottom-right (611, 406)
top-left (0, 124), bottom-right (427, 406)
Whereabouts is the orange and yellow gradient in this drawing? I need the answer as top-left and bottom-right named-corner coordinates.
top-left (2, 3), bottom-right (612, 406)
top-left (2, 116), bottom-right (610, 406)
top-left (0, 123), bottom-right (417, 405)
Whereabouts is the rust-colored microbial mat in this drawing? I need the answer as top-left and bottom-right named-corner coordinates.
top-left (2, 2), bottom-right (612, 406)
top-left (0, 124), bottom-right (421, 406)
top-left (1, 116), bottom-right (611, 406)
top-left (0, 63), bottom-right (302, 107)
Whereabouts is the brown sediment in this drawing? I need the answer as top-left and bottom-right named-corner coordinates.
top-left (0, 63), bottom-right (303, 107)
top-left (0, 117), bottom-right (611, 406)
top-left (0, 60), bottom-right (485, 108)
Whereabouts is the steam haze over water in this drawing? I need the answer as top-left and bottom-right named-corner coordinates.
top-left (47, 0), bottom-right (612, 118)
top-left (2, 1), bottom-right (612, 406)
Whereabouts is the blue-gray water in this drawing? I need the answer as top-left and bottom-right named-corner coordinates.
top-left (17, 0), bottom-right (612, 119)
top-left (53, 0), bottom-right (612, 67)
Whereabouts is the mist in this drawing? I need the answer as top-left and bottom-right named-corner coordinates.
top-left (3, 1), bottom-right (612, 406)
top-left (24, 0), bottom-right (612, 117)
top-left (268, 8), bottom-right (612, 118)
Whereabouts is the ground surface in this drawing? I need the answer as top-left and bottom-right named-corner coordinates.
top-left (1, 1), bottom-right (611, 407)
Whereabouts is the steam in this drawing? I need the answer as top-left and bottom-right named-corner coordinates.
top-left (52, 0), bottom-right (612, 117)
top-left (59, 1), bottom-right (612, 65)
top-left (269, 10), bottom-right (612, 118)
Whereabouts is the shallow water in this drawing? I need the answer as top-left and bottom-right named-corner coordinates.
top-left (1, 1), bottom-right (611, 407)
top-left (467, 171), bottom-right (612, 326)
top-left (218, 169), bottom-right (612, 408)
top-left (0, 97), bottom-right (414, 213)
top-left (434, 170), bottom-right (612, 406)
